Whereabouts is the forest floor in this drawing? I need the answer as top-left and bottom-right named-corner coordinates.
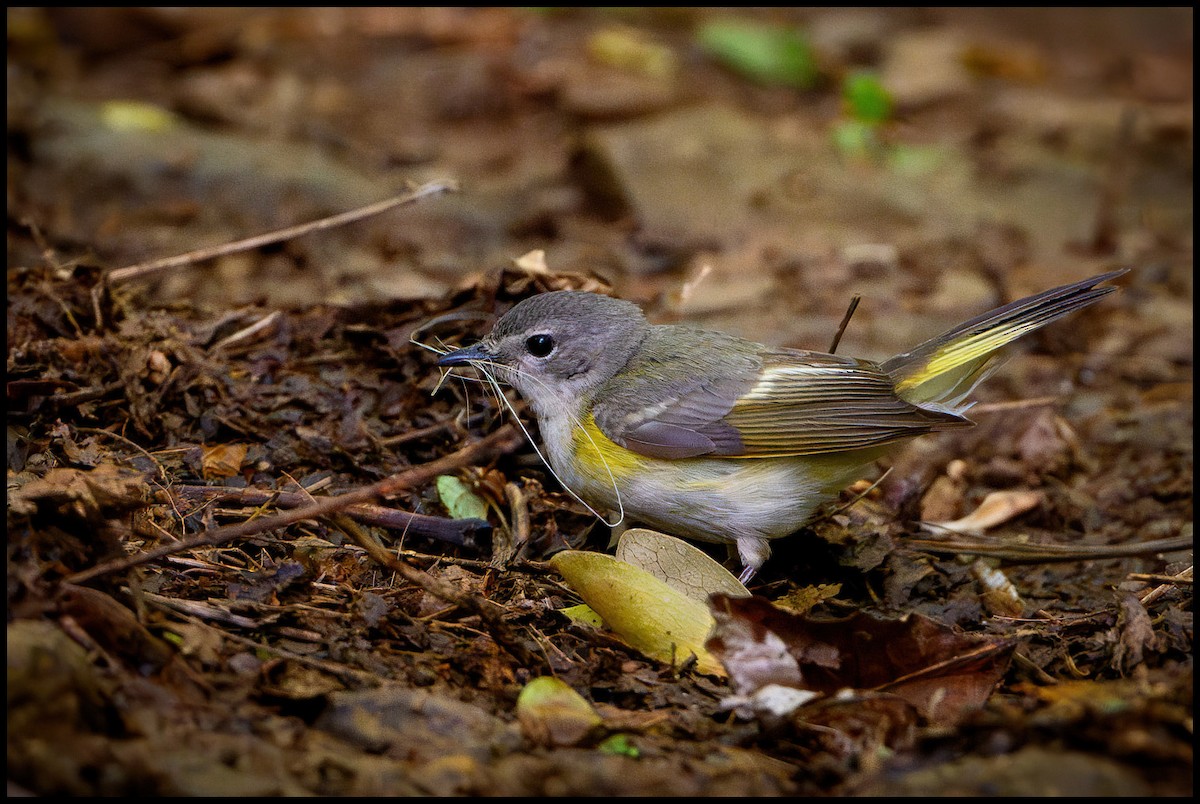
top-left (7, 8), bottom-right (1192, 796)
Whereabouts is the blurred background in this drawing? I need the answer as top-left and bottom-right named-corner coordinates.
top-left (7, 7), bottom-right (1192, 358)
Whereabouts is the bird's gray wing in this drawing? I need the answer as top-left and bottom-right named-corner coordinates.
top-left (591, 330), bottom-right (969, 459)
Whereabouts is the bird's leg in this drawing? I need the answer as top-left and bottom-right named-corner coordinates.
top-left (735, 535), bottom-right (771, 586)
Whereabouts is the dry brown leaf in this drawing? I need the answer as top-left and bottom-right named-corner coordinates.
top-left (970, 559), bottom-right (1025, 618)
top-left (708, 595), bottom-right (1015, 726)
top-left (201, 443), bottom-right (249, 480)
top-left (7, 464), bottom-right (149, 519)
top-left (923, 489), bottom-right (1043, 536)
top-left (614, 528), bottom-right (750, 603)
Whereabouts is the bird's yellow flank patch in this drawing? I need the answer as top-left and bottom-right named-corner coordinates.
top-left (571, 413), bottom-right (647, 483)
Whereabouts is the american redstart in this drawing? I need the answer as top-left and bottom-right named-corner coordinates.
top-left (437, 270), bottom-right (1125, 582)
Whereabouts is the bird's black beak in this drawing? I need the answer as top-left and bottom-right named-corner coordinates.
top-left (437, 344), bottom-right (489, 367)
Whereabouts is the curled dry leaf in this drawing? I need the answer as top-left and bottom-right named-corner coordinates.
top-left (923, 489), bottom-right (1043, 536)
top-left (772, 583), bottom-right (843, 616)
top-left (7, 464), bottom-right (150, 520)
top-left (508, 250), bottom-right (612, 294)
top-left (1111, 590), bottom-right (1163, 675)
top-left (707, 594), bottom-right (1015, 727)
top-left (970, 559), bottom-right (1024, 618)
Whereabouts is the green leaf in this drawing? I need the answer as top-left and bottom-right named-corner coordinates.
top-left (598, 733), bottom-right (640, 758)
top-left (843, 71), bottom-right (892, 124)
top-left (885, 142), bottom-right (950, 177)
top-left (435, 475), bottom-right (488, 520)
top-left (559, 603), bottom-right (606, 628)
top-left (831, 119), bottom-right (881, 161)
top-left (697, 19), bottom-right (818, 89)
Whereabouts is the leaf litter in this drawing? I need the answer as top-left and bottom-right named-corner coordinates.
top-left (9, 247), bottom-right (1189, 794)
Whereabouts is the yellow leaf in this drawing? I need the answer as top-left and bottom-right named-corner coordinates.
top-left (550, 550), bottom-right (726, 677)
top-left (516, 676), bottom-right (603, 746)
top-left (587, 26), bottom-right (677, 80)
top-left (100, 100), bottom-right (178, 133)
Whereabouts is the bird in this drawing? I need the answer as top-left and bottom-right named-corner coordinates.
top-left (436, 270), bottom-right (1125, 583)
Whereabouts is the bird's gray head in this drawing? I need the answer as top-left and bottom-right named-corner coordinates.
top-left (437, 291), bottom-right (649, 414)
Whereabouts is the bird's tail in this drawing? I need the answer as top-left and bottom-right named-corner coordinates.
top-left (882, 270), bottom-right (1125, 413)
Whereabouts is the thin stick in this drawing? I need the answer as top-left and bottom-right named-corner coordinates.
top-left (170, 484), bottom-right (490, 548)
top-left (901, 534), bottom-right (1193, 564)
top-left (74, 425), bottom-right (167, 481)
top-left (382, 412), bottom-right (487, 447)
top-left (63, 425), bottom-right (521, 585)
top-left (209, 310), bottom-right (283, 352)
top-left (146, 596), bottom-right (382, 686)
top-left (828, 295), bottom-right (861, 354)
top-left (334, 513), bottom-right (540, 667)
top-left (970, 396), bottom-right (1060, 414)
top-left (105, 179), bottom-right (458, 286)
top-left (1137, 565), bottom-right (1193, 607)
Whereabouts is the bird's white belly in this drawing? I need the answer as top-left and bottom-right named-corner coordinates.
top-left (546, 426), bottom-right (865, 545)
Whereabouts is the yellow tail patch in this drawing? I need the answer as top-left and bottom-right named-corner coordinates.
top-left (895, 319), bottom-right (1038, 395)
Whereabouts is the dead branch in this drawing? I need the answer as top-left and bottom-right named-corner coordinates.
top-left (900, 534), bottom-right (1193, 564)
top-left (62, 424), bottom-right (522, 585)
top-left (104, 179), bottom-right (458, 286)
top-left (170, 484), bottom-right (491, 548)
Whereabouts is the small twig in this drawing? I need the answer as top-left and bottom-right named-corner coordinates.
top-left (496, 482), bottom-right (527, 568)
top-left (334, 513), bottom-right (540, 667)
top-left (42, 381), bottom-right (125, 409)
top-left (209, 310), bottom-right (284, 352)
top-left (382, 412), bottom-right (487, 447)
top-left (1089, 108), bottom-right (1137, 255)
top-left (970, 396), bottom-right (1061, 414)
top-left (74, 425), bottom-right (166, 481)
top-left (817, 467), bottom-right (892, 522)
top-left (1012, 651), bottom-right (1059, 685)
top-left (170, 484), bottom-right (491, 549)
top-left (828, 295), bottom-right (861, 354)
top-left (1136, 565), bottom-right (1193, 607)
top-left (391, 547), bottom-right (552, 575)
top-left (104, 179), bottom-right (458, 286)
top-left (139, 590), bottom-right (262, 629)
top-left (142, 595), bottom-right (381, 686)
top-left (62, 425), bottom-right (522, 585)
top-left (901, 534), bottom-right (1193, 564)
top-left (1128, 570), bottom-right (1193, 586)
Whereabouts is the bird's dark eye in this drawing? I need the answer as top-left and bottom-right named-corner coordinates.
top-left (525, 333), bottom-right (555, 357)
